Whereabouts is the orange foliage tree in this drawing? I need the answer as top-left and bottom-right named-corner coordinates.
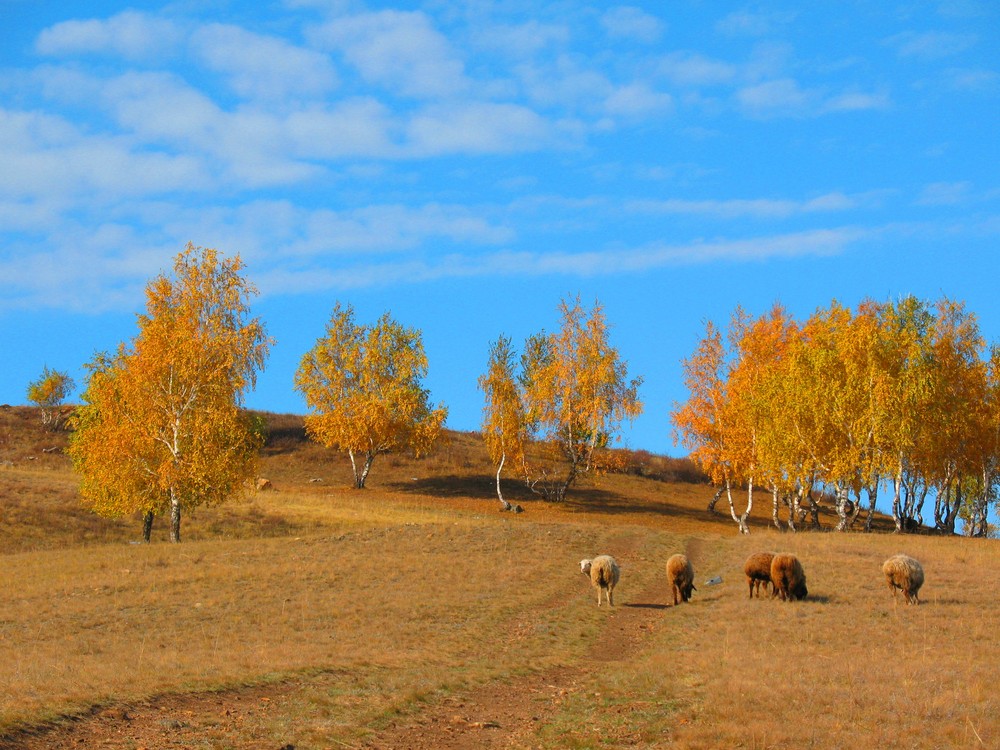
top-left (69, 245), bottom-right (270, 542)
top-left (26, 366), bottom-right (75, 430)
top-left (294, 303), bottom-right (448, 489)
top-left (674, 295), bottom-right (998, 536)
top-left (514, 296), bottom-right (643, 502)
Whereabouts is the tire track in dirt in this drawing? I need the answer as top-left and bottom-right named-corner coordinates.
top-left (0, 530), bottom-right (680, 750)
top-left (360, 529), bottom-right (673, 750)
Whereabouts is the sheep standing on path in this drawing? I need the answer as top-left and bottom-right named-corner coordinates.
top-left (580, 555), bottom-right (620, 607)
top-left (666, 553), bottom-right (696, 605)
top-left (883, 554), bottom-right (924, 605)
top-left (770, 553), bottom-right (808, 601)
top-left (743, 552), bottom-right (775, 599)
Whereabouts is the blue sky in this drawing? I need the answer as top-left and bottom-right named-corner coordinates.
top-left (2, 0), bottom-right (998, 455)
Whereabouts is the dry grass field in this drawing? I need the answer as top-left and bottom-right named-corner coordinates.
top-left (0, 405), bottom-right (997, 749)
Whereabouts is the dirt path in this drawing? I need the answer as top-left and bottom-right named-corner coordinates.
top-left (1, 533), bottom-right (675, 750)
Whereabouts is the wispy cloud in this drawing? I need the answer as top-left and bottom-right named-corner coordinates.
top-left (307, 10), bottom-right (468, 99)
top-left (191, 24), bottom-right (339, 101)
top-left (35, 10), bottom-right (182, 60)
top-left (601, 6), bottom-right (665, 44)
top-left (626, 193), bottom-right (861, 219)
top-left (886, 30), bottom-right (977, 59)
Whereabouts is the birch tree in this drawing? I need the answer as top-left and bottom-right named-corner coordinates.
top-left (69, 245), bottom-right (270, 542)
top-left (518, 297), bottom-right (643, 502)
top-left (478, 335), bottom-right (528, 510)
top-left (295, 303), bottom-right (448, 489)
top-left (26, 367), bottom-right (75, 430)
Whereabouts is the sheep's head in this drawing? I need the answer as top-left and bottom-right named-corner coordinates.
top-left (792, 580), bottom-right (808, 600)
top-left (580, 559), bottom-right (593, 576)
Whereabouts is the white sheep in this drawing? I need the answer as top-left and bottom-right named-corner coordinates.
top-left (580, 555), bottom-right (620, 607)
top-left (883, 554), bottom-right (924, 605)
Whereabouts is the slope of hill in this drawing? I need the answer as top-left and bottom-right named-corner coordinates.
top-left (2, 406), bottom-right (996, 749)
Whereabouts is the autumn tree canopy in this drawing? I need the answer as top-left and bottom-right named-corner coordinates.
top-left (294, 303), bottom-right (448, 489)
top-left (481, 297), bottom-right (643, 503)
top-left (26, 366), bottom-right (75, 430)
top-left (69, 245), bottom-right (270, 542)
top-left (672, 296), bottom-right (998, 536)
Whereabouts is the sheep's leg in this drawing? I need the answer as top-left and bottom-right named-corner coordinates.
top-left (607, 586), bottom-right (614, 607)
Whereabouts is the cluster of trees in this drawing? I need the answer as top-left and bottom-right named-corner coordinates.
top-left (64, 247), bottom-right (642, 541)
top-left (671, 297), bottom-right (999, 537)
top-left (478, 297), bottom-right (643, 506)
top-left (50, 245), bottom-right (1000, 542)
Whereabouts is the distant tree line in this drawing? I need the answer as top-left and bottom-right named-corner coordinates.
top-left (671, 297), bottom-right (999, 537)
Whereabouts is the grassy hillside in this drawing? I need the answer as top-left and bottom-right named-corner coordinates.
top-left (1, 406), bottom-right (997, 749)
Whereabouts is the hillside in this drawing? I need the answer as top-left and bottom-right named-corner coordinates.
top-left (0, 405), bottom-right (894, 554)
top-left (1, 406), bottom-right (996, 749)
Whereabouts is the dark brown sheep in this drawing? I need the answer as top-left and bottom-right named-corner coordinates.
top-left (743, 551), bottom-right (775, 599)
top-left (770, 553), bottom-right (808, 601)
top-left (883, 554), bottom-right (924, 605)
top-left (666, 553), bottom-right (696, 605)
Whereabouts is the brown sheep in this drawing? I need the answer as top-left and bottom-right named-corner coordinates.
top-left (882, 554), bottom-right (924, 605)
top-left (666, 553), bottom-right (696, 605)
top-left (743, 551), bottom-right (775, 599)
top-left (580, 555), bottom-right (620, 607)
top-left (770, 553), bottom-right (808, 601)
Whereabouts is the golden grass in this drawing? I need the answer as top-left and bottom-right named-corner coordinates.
top-left (541, 531), bottom-right (1000, 749)
top-left (1, 408), bottom-right (998, 748)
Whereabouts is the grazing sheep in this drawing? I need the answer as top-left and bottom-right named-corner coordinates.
top-left (883, 554), bottom-right (924, 605)
top-left (770, 553), bottom-right (808, 601)
top-left (580, 555), bottom-right (620, 607)
top-left (743, 551), bottom-right (776, 599)
top-left (666, 553), bottom-right (696, 605)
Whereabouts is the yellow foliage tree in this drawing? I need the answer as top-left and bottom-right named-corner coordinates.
top-left (478, 335), bottom-right (528, 510)
top-left (26, 366), bottom-right (75, 430)
top-left (518, 296), bottom-right (643, 502)
top-left (294, 303), bottom-right (448, 489)
top-left (69, 245), bottom-right (270, 542)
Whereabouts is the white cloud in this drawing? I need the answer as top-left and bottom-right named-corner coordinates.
top-left (307, 10), bottom-right (468, 99)
top-left (887, 31), bottom-right (977, 59)
top-left (250, 226), bottom-right (870, 294)
top-left (941, 67), bottom-right (999, 92)
top-left (715, 10), bottom-right (795, 37)
top-left (658, 53), bottom-right (737, 87)
top-left (823, 91), bottom-right (891, 112)
top-left (405, 102), bottom-right (555, 155)
top-left (627, 192), bottom-right (860, 220)
top-left (286, 99), bottom-right (397, 159)
top-left (35, 10), bottom-right (182, 61)
top-left (470, 21), bottom-right (569, 59)
top-left (737, 78), bottom-right (813, 118)
top-left (0, 107), bottom-right (207, 200)
top-left (191, 24), bottom-right (338, 100)
top-left (601, 7), bottom-right (665, 44)
top-left (514, 56), bottom-right (613, 110)
top-left (603, 83), bottom-right (673, 119)
top-left (917, 181), bottom-right (972, 205)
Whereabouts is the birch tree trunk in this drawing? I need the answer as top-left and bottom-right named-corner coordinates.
top-left (169, 489), bottom-right (181, 543)
top-left (725, 477), bottom-right (752, 535)
top-left (495, 451), bottom-right (512, 511)
top-left (834, 482), bottom-right (850, 531)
